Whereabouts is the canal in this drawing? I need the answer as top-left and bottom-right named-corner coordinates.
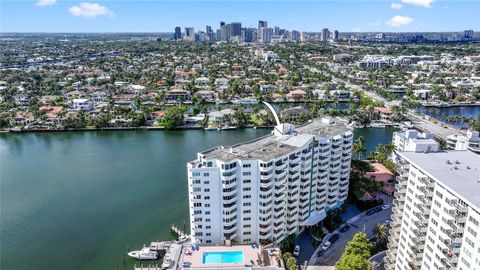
top-left (0, 127), bottom-right (397, 270)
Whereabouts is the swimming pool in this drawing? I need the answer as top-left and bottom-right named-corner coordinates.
top-left (202, 251), bottom-right (244, 264)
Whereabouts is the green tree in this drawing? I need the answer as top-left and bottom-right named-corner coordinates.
top-left (162, 107), bottom-right (185, 129)
top-left (336, 232), bottom-right (373, 270)
top-left (352, 136), bottom-right (366, 160)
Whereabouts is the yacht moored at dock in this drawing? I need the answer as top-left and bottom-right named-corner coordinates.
top-left (128, 247), bottom-right (159, 260)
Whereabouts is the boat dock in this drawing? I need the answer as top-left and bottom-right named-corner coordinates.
top-left (170, 224), bottom-right (185, 237)
top-left (134, 264), bottom-right (162, 270)
top-left (149, 241), bottom-right (172, 251)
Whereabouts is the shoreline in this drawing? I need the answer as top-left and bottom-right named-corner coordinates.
top-left (0, 124), bottom-right (402, 134)
top-left (0, 125), bottom-right (276, 134)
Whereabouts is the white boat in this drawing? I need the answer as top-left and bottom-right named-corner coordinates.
top-left (221, 125), bottom-right (238, 130)
top-left (127, 247), bottom-right (158, 260)
top-left (232, 98), bottom-right (259, 105)
top-left (204, 126), bottom-right (219, 131)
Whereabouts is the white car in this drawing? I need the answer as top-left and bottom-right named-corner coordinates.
top-left (384, 220), bottom-right (392, 226)
top-left (381, 204), bottom-right (391, 210)
top-left (321, 241), bottom-right (331, 251)
top-left (293, 245), bottom-right (300, 256)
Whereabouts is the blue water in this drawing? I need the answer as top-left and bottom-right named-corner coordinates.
top-left (202, 251), bottom-right (244, 264)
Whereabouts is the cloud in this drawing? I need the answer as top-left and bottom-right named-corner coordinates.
top-left (386, 15), bottom-right (414, 27)
top-left (391, 3), bottom-right (403, 9)
top-left (401, 0), bottom-right (434, 8)
top-left (35, 0), bottom-right (56, 7)
top-left (368, 21), bottom-right (381, 26)
top-left (69, 2), bottom-right (115, 18)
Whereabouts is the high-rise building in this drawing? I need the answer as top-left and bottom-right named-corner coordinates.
top-left (332, 30), bottom-right (339, 42)
top-left (244, 28), bottom-right (256, 42)
top-left (184, 27), bottom-right (194, 41)
top-left (321, 28), bottom-right (330, 42)
top-left (230, 22), bottom-right (242, 37)
top-left (174, 26), bottom-right (181, 40)
top-left (392, 130), bottom-right (439, 153)
top-left (258, 20), bottom-right (268, 29)
top-left (464, 30), bottom-right (474, 40)
top-left (259, 27), bottom-right (273, 43)
top-left (187, 111), bottom-right (354, 246)
top-left (385, 150), bottom-right (480, 270)
top-left (206, 25), bottom-right (212, 34)
top-left (290, 30), bottom-right (300, 42)
top-left (274, 26), bottom-right (280, 36)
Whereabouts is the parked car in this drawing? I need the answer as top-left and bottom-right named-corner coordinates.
top-left (321, 241), bottom-right (331, 251)
top-left (340, 224), bottom-right (350, 232)
top-left (384, 219), bottom-right (392, 226)
top-left (328, 233), bottom-right (339, 244)
top-left (374, 206), bottom-right (383, 213)
top-left (366, 209), bottom-right (375, 216)
top-left (316, 249), bottom-right (325, 257)
top-left (382, 204), bottom-right (391, 210)
top-left (293, 245), bottom-right (300, 256)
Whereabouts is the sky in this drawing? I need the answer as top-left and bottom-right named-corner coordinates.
top-left (0, 0), bottom-right (478, 33)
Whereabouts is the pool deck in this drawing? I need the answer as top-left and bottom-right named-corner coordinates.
top-left (181, 245), bottom-right (283, 269)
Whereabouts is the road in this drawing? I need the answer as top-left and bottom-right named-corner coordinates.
top-left (309, 207), bottom-right (393, 266)
top-left (407, 110), bottom-right (463, 140)
top-left (328, 73), bottom-right (464, 140)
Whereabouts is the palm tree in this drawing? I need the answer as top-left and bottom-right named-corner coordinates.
top-left (373, 223), bottom-right (389, 247)
top-left (352, 136), bottom-right (367, 160)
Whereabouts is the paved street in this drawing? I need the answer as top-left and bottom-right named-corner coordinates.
top-left (309, 206), bottom-right (393, 266)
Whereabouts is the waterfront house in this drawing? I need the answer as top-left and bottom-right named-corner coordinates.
top-left (72, 98), bottom-right (93, 111)
top-left (214, 78), bottom-right (229, 89)
top-left (280, 107), bottom-right (309, 123)
top-left (208, 109), bottom-right (235, 125)
top-left (372, 107), bottom-right (393, 122)
top-left (364, 162), bottom-right (396, 196)
top-left (286, 89), bottom-right (307, 101)
top-left (164, 89), bottom-right (191, 104)
top-left (194, 77), bottom-right (209, 87)
top-left (65, 90), bottom-right (87, 100)
top-left (90, 91), bottom-right (109, 103)
top-left (39, 105), bottom-right (63, 126)
top-left (112, 94), bottom-right (135, 107)
top-left (10, 111), bottom-right (35, 126)
top-left (194, 90), bottom-right (216, 102)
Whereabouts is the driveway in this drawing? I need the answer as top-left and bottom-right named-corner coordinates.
top-left (310, 206), bottom-right (393, 266)
top-left (295, 230), bottom-right (315, 266)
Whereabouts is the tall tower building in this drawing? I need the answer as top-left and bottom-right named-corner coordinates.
top-left (174, 26), bottom-right (181, 40)
top-left (385, 151), bottom-right (480, 270)
top-left (184, 27), bottom-right (194, 41)
top-left (332, 30), bottom-right (339, 42)
top-left (321, 28), bottom-right (330, 42)
top-left (230, 22), bottom-right (242, 37)
top-left (259, 27), bottom-right (273, 43)
top-left (187, 110), bottom-right (354, 246)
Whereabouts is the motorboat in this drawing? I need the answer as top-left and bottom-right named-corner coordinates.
top-left (221, 125), bottom-right (238, 130)
top-left (231, 98), bottom-right (259, 105)
top-left (204, 126), bottom-right (219, 131)
top-left (127, 247), bottom-right (158, 260)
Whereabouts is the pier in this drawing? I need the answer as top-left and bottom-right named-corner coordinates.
top-left (170, 224), bottom-right (185, 237)
top-left (134, 264), bottom-right (162, 270)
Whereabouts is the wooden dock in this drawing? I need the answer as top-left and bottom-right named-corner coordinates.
top-left (170, 224), bottom-right (185, 237)
top-left (134, 264), bottom-right (162, 270)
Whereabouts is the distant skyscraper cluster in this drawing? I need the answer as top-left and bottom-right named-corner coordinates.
top-left (171, 20), bottom-right (340, 44)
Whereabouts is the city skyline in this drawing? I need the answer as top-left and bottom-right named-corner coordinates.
top-left (1, 0), bottom-right (479, 33)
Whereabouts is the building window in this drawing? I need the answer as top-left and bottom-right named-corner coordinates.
top-left (203, 173), bottom-right (209, 177)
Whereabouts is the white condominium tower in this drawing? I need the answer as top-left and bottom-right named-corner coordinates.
top-left (385, 150), bottom-right (480, 270)
top-left (187, 105), bottom-right (353, 245)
